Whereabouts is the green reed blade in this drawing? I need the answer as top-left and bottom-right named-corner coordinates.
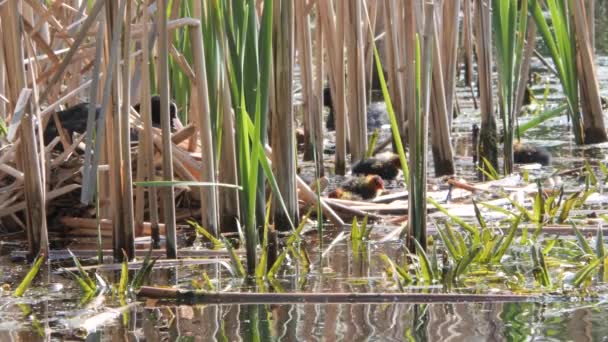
top-left (14, 253), bottom-right (45, 297)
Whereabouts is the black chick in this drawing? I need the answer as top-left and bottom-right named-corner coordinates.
top-left (513, 143), bottom-right (551, 166)
top-left (133, 95), bottom-right (178, 129)
top-left (352, 153), bottom-right (402, 180)
top-left (328, 175), bottom-right (385, 200)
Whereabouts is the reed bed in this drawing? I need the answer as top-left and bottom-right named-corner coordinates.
top-left (0, 0), bottom-right (605, 282)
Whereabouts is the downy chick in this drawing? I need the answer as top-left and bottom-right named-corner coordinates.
top-left (328, 175), bottom-right (385, 200)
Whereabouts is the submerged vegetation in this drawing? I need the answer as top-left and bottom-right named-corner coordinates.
top-left (2, 0), bottom-right (608, 338)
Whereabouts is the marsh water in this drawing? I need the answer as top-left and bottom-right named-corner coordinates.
top-left (8, 6), bottom-right (608, 342)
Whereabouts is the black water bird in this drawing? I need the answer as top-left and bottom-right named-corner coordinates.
top-left (324, 87), bottom-right (389, 131)
top-left (43, 95), bottom-right (178, 147)
top-left (328, 175), bottom-right (385, 200)
top-left (513, 143), bottom-right (551, 166)
top-left (351, 152), bottom-right (402, 180)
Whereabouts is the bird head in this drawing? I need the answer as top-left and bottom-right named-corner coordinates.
top-left (367, 175), bottom-right (385, 191)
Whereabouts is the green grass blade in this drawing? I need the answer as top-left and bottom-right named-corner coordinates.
top-left (119, 250), bottom-right (129, 295)
top-left (570, 220), bottom-right (595, 255)
top-left (428, 197), bottom-right (479, 241)
top-left (531, 244), bottom-right (552, 287)
top-left (68, 249), bottom-right (96, 290)
top-left (558, 191), bottom-right (581, 223)
top-left (437, 225), bottom-right (462, 261)
top-left (190, 220), bottom-right (224, 248)
top-left (413, 239), bottom-right (435, 284)
top-left (255, 200), bottom-right (272, 279)
top-left (14, 254), bottom-right (45, 297)
top-left (222, 236), bottom-right (246, 278)
top-left (573, 257), bottom-right (603, 287)
top-left (479, 201), bottom-right (518, 218)
top-left (472, 200), bottom-right (487, 231)
top-left (131, 246), bottom-right (158, 289)
top-left (597, 224), bottom-right (606, 258)
top-left (372, 45), bottom-right (409, 184)
top-left (492, 215), bottom-right (521, 262)
top-left (366, 129), bottom-right (380, 158)
top-left (453, 245), bottom-right (482, 281)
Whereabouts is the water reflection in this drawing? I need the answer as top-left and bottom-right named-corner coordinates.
top-left (119, 301), bottom-right (606, 341)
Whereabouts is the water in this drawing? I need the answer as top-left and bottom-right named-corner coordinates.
top-left (90, 301), bottom-right (608, 341)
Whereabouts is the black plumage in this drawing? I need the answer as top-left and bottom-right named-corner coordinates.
top-left (352, 153), bottom-right (402, 180)
top-left (513, 143), bottom-right (551, 166)
top-left (43, 95), bottom-right (178, 147)
top-left (328, 175), bottom-right (385, 200)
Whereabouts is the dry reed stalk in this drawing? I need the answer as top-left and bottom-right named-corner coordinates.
top-left (136, 0), bottom-right (160, 246)
top-left (60, 217), bottom-right (167, 236)
top-left (149, 131), bottom-right (200, 183)
top-left (345, 0), bottom-right (367, 162)
top-left (571, 0), bottom-right (607, 144)
top-left (76, 32), bottom-right (100, 202)
top-left (323, 199), bottom-right (383, 218)
top-left (364, 0), bottom-right (378, 98)
top-left (319, 0), bottom-right (347, 175)
top-left (514, 19), bottom-right (536, 122)
top-left (22, 0), bottom-right (73, 45)
top-left (102, 0), bottom-right (131, 261)
top-left (169, 45), bottom-right (196, 82)
top-left (474, 0), bottom-right (498, 174)
top-left (16, 89), bottom-right (49, 259)
top-left (587, 0), bottom-right (595, 52)
top-left (51, 137), bottom-right (87, 169)
top-left (171, 124), bottom-right (196, 145)
top-left (131, 18), bottom-right (202, 37)
top-left (191, 0), bottom-right (219, 237)
top-left (297, 0), bottom-right (315, 162)
top-left (462, 0), bottom-right (476, 108)
top-left (38, 0), bottom-right (105, 105)
top-left (429, 11), bottom-right (455, 177)
top-left (218, 79), bottom-right (240, 232)
top-left (138, 286), bottom-right (534, 303)
top-left (313, 3), bottom-right (325, 176)
top-left (158, 0), bottom-right (178, 257)
top-left (440, 0), bottom-right (460, 127)
top-left (118, 0), bottom-right (136, 260)
top-left (0, 24), bottom-right (5, 120)
top-left (21, 19), bottom-right (61, 67)
top-left (134, 135), bottom-right (146, 234)
top-left (296, 176), bottom-right (344, 227)
top-left (4, 0), bottom-right (49, 259)
top-left (0, 184), bottom-right (80, 218)
top-left (272, 0), bottom-right (299, 229)
top-left (383, 0), bottom-right (405, 143)
top-left (129, 6), bottom-right (158, 104)
top-left (403, 0), bottom-right (417, 147)
top-left (1, 3), bottom-right (24, 108)
top-left (0, 164), bottom-right (23, 181)
top-left (66, 5), bottom-right (84, 108)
